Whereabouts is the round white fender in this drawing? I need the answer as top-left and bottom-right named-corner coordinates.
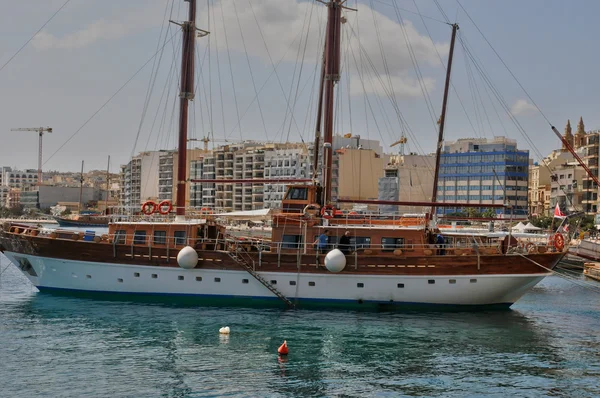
top-left (324, 249), bottom-right (346, 273)
top-left (177, 246), bottom-right (199, 269)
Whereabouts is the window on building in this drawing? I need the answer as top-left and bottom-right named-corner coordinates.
top-left (153, 231), bottom-right (167, 245)
top-left (174, 231), bottom-right (186, 246)
top-left (281, 235), bottom-right (302, 249)
top-left (381, 237), bottom-right (405, 251)
top-left (115, 230), bottom-right (127, 244)
top-left (133, 230), bottom-right (147, 245)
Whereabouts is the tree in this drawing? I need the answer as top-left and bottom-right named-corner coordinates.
top-left (529, 215), bottom-right (553, 230)
top-left (482, 208), bottom-right (496, 219)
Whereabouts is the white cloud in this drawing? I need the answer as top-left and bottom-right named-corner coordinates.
top-left (205, 0), bottom-right (448, 98)
top-left (31, 1), bottom-right (166, 50)
top-left (511, 98), bottom-right (536, 115)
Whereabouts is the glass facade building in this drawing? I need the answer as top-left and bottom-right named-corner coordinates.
top-left (437, 137), bottom-right (529, 216)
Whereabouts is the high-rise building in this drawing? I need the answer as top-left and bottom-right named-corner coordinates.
top-left (437, 137), bottom-right (529, 216)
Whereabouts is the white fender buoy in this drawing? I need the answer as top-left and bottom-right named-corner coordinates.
top-left (324, 249), bottom-right (346, 273)
top-left (219, 326), bottom-right (230, 334)
top-left (177, 246), bottom-right (198, 269)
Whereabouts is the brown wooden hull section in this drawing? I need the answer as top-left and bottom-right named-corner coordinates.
top-left (0, 230), bottom-right (563, 277)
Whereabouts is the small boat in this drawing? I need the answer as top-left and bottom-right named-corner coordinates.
top-left (583, 262), bottom-right (600, 282)
top-left (53, 213), bottom-right (109, 228)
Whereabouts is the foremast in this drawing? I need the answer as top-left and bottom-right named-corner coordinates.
top-left (175, 0), bottom-right (199, 218)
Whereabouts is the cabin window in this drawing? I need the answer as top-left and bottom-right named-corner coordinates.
top-left (308, 281), bottom-right (315, 286)
top-left (178, 275), bottom-right (184, 281)
top-left (174, 231), bottom-right (186, 246)
top-left (285, 187), bottom-right (308, 201)
top-left (195, 276), bottom-right (202, 282)
top-left (117, 278), bottom-right (123, 283)
top-left (133, 230), bottom-right (147, 245)
top-left (397, 283), bottom-right (404, 288)
top-left (449, 279), bottom-right (456, 284)
top-left (289, 281), bottom-right (296, 286)
top-left (351, 236), bottom-right (371, 250)
top-left (242, 279), bottom-right (249, 284)
top-left (428, 280), bottom-right (435, 284)
top-left (152, 274), bottom-right (158, 279)
top-left (214, 277), bottom-right (221, 282)
top-left (270, 280), bottom-right (277, 285)
top-left (281, 235), bottom-right (302, 249)
top-left (357, 283), bottom-right (364, 288)
top-left (153, 231), bottom-right (167, 245)
top-left (382, 237), bottom-right (405, 251)
top-left (134, 272), bottom-right (140, 277)
top-left (115, 229), bottom-right (126, 244)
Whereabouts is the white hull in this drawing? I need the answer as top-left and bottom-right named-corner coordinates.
top-left (3, 251), bottom-right (549, 308)
top-left (569, 239), bottom-right (600, 261)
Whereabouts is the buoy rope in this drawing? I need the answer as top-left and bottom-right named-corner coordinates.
top-left (518, 254), bottom-right (600, 294)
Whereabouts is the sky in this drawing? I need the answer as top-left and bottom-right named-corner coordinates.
top-left (1, 0), bottom-right (599, 172)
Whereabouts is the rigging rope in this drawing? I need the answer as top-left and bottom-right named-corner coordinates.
top-left (0, 0), bottom-right (72, 74)
top-left (43, 30), bottom-right (181, 167)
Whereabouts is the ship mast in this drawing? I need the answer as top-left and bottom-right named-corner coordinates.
top-left (431, 23), bottom-right (459, 216)
top-left (321, 0), bottom-right (342, 205)
top-left (175, 0), bottom-right (197, 217)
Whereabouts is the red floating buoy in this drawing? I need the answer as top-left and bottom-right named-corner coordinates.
top-left (277, 340), bottom-right (288, 355)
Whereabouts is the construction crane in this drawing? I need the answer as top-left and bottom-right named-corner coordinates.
top-left (10, 127), bottom-right (52, 186)
top-left (188, 136), bottom-right (229, 151)
top-left (390, 135), bottom-right (407, 156)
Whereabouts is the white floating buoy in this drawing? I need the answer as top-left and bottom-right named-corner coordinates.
top-left (177, 246), bottom-right (198, 269)
top-left (324, 249), bottom-right (346, 272)
top-left (219, 326), bottom-right (230, 334)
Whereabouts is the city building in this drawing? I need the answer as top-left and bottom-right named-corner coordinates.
top-left (332, 147), bottom-right (386, 207)
top-left (264, 144), bottom-right (311, 209)
top-left (549, 162), bottom-right (585, 213)
top-left (528, 149), bottom-right (574, 216)
top-left (120, 150), bottom-right (171, 211)
top-left (1, 168), bottom-right (38, 189)
top-left (437, 137), bottom-right (529, 216)
top-left (378, 153), bottom-right (435, 214)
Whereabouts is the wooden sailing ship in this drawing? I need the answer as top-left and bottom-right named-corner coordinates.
top-left (0, 0), bottom-right (566, 309)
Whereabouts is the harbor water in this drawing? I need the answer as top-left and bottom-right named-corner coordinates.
top-left (1, 253), bottom-right (599, 397)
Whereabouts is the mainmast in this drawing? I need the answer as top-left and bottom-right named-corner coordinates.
top-left (175, 0), bottom-right (197, 217)
top-left (321, 0), bottom-right (342, 205)
top-left (431, 23), bottom-right (459, 215)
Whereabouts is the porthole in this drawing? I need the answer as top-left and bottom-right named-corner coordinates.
top-left (242, 279), bottom-right (249, 284)
top-left (289, 281), bottom-right (296, 286)
top-left (397, 283), bottom-right (405, 288)
top-left (215, 277), bottom-right (221, 282)
top-left (449, 279), bottom-right (456, 284)
top-left (134, 272), bottom-right (140, 277)
top-left (117, 278), bottom-right (123, 283)
top-left (357, 283), bottom-right (364, 288)
top-left (470, 278), bottom-right (477, 283)
top-left (428, 280), bottom-right (435, 284)
top-left (308, 281), bottom-right (315, 286)
top-left (270, 280), bottom-right (277, 285)
top-left (195, 276), bottom-right (202, 282)
top-left (178, 275), bottom-right (184, 281)
top-left (152, 274), bottom-right (158, 279)
top-left (86, 275), bottom-right (91, 279)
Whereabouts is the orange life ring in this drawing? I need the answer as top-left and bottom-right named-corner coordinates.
top-left (200, 207), bottom-right (213, 215)
top-left (526, 242), bottom-right (536, 253)
top-left (158, 200), bottom-right (172, 215)
top-left (141, 201), bottom-right (157, 215)
top-left (320, 205), bottom-right (335, 219)
top-left (554, 233), bottom-right (565, 251)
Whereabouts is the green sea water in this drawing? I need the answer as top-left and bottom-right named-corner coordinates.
top-left (1, 253), bottom-right (599, 397)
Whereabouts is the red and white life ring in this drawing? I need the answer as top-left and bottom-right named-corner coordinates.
top-left (158, 200), bottom-right (172, 215)
top-left (141, 201), bottom-right (157, 215)
top-left (320, 204), bottom-right (336, 219)
top-left (554, 233), bottom-right (565, 252)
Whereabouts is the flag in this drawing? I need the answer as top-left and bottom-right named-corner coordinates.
top-left (564, 224), bottom-right (569, 233)
top-left (554, 203), bottom-right (565, 218)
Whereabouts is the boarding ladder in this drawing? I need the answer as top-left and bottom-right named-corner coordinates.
top-left (226, 242), bottom-right (295, 309)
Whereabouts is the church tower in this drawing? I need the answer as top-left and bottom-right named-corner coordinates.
top-left (562, 119), bottom-right (574, 152)
top-left (574, 116), bottom-right (586, 149)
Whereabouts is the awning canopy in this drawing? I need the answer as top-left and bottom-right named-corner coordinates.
top-left (216, 209), bottom-right (271, 220)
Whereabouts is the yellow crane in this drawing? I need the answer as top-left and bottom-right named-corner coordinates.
top-left (188, 136), bottom-right (229, 151)
top-left (10, 127), bottom-right (52, 186)
top-left (390, 135), bottom-right (407, 155)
